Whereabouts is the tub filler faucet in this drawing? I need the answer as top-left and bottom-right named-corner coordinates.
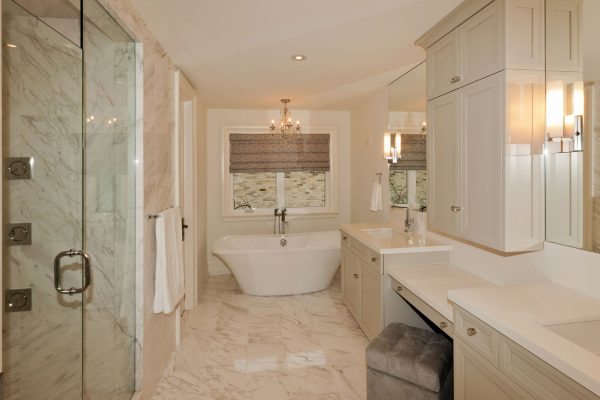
top-left (273, 208), bottom-right (289, 235)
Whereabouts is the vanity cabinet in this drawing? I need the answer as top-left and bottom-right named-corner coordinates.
top-left (454, 306), bottom-right (600, 400)
top-left (341, 235), bottom-right (382, 339)
top-left (340, 228), bottom-right (451, 341)
top-left (418, 0), bottom-right (546, 252)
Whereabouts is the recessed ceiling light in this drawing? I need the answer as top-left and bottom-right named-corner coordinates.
top-left (291, 55), bottom-right (306, 61)
top-left (6, 43), bottom-right (17, 48)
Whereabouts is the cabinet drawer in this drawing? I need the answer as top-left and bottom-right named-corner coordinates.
top-left (499, 337), bottom-right (599, 400)
top-left (392, 278), bottom-right (454, 338)
top-left (454, 306), bottom-right (499, 366)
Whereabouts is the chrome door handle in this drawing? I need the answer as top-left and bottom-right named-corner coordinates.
top-left (54, 249), bottom-right (92, 295)
top-left (450, 205), bottom-right (462, 212)
top-left (451, 76), bottom-right (462, 83)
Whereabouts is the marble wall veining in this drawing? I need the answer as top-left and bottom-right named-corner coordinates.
top-left (1, 0), bottom-right (184, 397)
top-left (95, 0), bottom-right (181, 396)
top-left (2, 4), bottom-right (84, 398)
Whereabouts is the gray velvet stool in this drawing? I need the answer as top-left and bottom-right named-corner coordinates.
top-left (366, 323), bottom-right (453, 400)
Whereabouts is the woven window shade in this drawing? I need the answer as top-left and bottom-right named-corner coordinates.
top-left (229, 133), bottom-right (330, 173)
top-left (389, 134), bottom-right (426, 171)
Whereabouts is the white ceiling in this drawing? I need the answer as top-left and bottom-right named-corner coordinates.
top-left (130, 0), bottom-right (462, 109)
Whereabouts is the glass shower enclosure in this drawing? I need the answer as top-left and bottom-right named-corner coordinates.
top-left (2, 0), bottom-right (137, 398)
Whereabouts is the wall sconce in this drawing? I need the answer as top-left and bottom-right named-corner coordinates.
top-left (566, 81), bottom-right (584, 151)
top-left (384, 131), bottom-right (401, 163)
top-left (421, 121), bottom-right (427, 133)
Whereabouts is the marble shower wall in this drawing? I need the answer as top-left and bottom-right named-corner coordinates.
top-left (2, 2), bottom-right (84, 399)
top-left (82, 0), bottom-right (137, 398)
top-left (95, 0), bottom-right (179, 396)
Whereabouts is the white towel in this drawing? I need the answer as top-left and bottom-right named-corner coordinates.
top-left (370, 180), bottom-right (383, 212)
top-left (153, 207), bottom-right (185, 314)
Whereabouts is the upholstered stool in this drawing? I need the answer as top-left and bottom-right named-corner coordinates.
top-left (366, 323), bottom-right (453, 400)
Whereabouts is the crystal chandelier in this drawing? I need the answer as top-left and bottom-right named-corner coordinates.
top-left (270, 98), bottom-right (301, 134)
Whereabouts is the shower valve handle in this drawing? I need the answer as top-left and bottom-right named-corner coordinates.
top-left (53, 249), bottom-right (92, 295)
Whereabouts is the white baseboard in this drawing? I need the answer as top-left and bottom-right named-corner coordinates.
top-left (209, 262), bottom-right (231, 275)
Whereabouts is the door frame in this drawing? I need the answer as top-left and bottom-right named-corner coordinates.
top-left (174, 70), bottom-right (198, 310)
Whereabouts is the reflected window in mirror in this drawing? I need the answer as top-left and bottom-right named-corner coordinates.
top-left (544, 0), bottom-right (600, 253)
top-left (387, 61), bottom-right (427, 208)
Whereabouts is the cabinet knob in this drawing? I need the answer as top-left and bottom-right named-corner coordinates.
top-left (466, 327), bottom-right (478, 336)
top-left (450, 205), bottom-right (462, 212)
top-left (451, 76), bottom-right (462, 83)
top-left (343, 236), bottom-right (348, 240)
top-left (371, 257), bottom-right (377, 262)
top-left (353, 273), bottom-right (359, 279)
top-left (396, 286), bottom-right (403, 292)
top-left (440, 321), bottom-right (448, 329)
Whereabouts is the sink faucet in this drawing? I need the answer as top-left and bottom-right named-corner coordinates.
top-left (400, 206), bottom-right (413, 233)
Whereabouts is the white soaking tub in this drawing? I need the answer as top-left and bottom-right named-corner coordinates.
top-left (212, 230), bottom-right (341, 296)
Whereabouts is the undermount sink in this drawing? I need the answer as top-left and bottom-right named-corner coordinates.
top-left (544, 318), bottom-right (600, 356)
top-left (360, 228), bottom-right (394, 238)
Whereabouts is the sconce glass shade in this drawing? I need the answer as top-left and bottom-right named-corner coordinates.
top-left (546, 80), bottom-right (565, 139)
top-left (384, 132), bottom-right (401, 163)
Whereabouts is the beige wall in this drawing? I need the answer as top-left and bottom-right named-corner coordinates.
top-left (206, 108), bottom-right (352, 274)
top-left (350, 87), bottom-right (391, 223)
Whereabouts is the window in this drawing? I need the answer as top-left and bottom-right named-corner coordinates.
top-left (389, 170), bottom-right (427, 207)
top-left (222, 127), bottom-right (338, 217)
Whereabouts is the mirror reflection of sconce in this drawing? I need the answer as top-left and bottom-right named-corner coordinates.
top-left (384, 131), bottom-right (401, 163)
top-left (566, 81), bottom-right (584, 152)
top-left (546, 80), bottom-right (565, 139)
top-left (546, 80), bottom-right (585, 153)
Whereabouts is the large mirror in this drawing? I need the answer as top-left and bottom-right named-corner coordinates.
top-left (387, 61), bottom-right (427, 209)
top-left (545, 0), bottom-right (600, 252)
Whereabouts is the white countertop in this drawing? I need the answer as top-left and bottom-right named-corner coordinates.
top-left (449, 283), bottom-right (600, 397)
top-left (386, 264), bottom-right (495, 321)
top-left (340, 223), bottom-right (452, 255)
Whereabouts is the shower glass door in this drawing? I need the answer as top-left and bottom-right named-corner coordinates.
top-left (2, 0), bottom-right (137, 399)
top-left (2, 0), bottom-right (85, 399)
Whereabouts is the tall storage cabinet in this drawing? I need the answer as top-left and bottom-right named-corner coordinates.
top-left (417, 0), bottom-right (545, 252)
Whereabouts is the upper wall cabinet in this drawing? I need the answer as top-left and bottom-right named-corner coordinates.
top-left (546, 0), bottom-right (582, 72)
top-left (418, 0), bottom-right (545, 252)
top-left (425, 0), bottom-right (544, 100)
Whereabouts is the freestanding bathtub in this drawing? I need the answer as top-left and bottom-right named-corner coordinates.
top-left (212, 230), bottom-right (341, 296)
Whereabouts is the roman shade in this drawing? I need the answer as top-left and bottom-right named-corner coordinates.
top-left (389, 134), bottom-right (426, 171)
top-left (229, 133), bottom-right (330, 173)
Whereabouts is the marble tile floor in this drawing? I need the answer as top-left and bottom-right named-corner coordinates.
top-left (151, 274), bottom-right (368, 400)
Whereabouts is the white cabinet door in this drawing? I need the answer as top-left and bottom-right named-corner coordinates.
top-left (427, 29), bottom-right (461, 99)
top-left (359, 261), bottom-right (382, 340)
top-left (546, 0), bottom-right (582, 72)
top-left (460, 0), bottom-right (503, 85)
top-left (428, 91), bottom-right (461, 235)
top-left (505, 0), bottom-right (545, 70)
top-left (342, 247), bottom-right (360, 320)
top-left (460, 73), bottom-right (504, 248)
top-left (455, 339), bottom-right (534, 400)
